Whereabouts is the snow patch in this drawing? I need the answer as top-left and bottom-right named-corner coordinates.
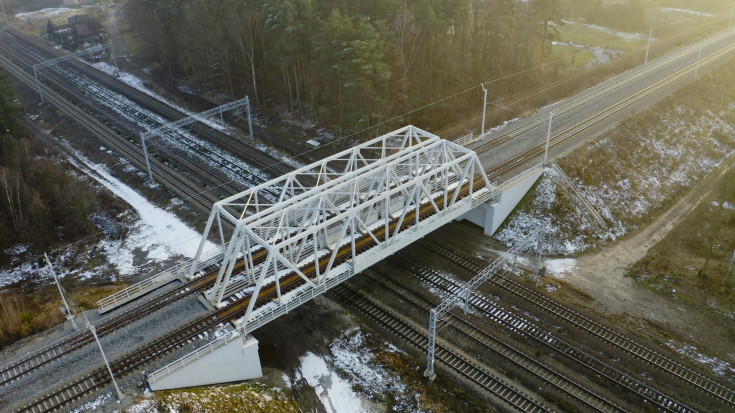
top-left (330, 329), bottom-right (420, 411)
top-left (561, 20), bottom-right (647, 42)
top-left (4, 244), bottom-right (29, 256)
top-left (296, 351), bottom-right (365, 413)
top-left (70, 391), bottom-right (115, 412)
top-left (0, 260), bottom-right (40, 288)
top-left (664, 340), bottom-right (735, 376)
top-left (292, 329), bottom-right (421, 413)
top-left (15, 7), bottom-right (79, 21)
top-left (64, 145), bottom-right (215, 275)
top-left (659, 8), bottom-right (714, 17)
top-left (545, 258), bottom-right (578, 278)
top-left (496, 96), bottom-right (735, 256)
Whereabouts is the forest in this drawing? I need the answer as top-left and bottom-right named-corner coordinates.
top-left (0, 69), bottom-right (119, 264)
top-left (123, 0), bottom-right (732, 136)
top-left (125, 0), bottom-right (571, 133)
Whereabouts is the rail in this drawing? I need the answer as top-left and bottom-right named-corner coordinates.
top-left (425, 226), bottom-right (543, 378)
top-left (238, 266), bottom-right (354, 336)
top-left (235, 167), bottom-right (533, 335)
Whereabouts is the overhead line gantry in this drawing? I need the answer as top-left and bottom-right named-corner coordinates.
top-left (32, 43), bottom-right (119, 104)
top-left (139, 96), bottom-right (254, 183)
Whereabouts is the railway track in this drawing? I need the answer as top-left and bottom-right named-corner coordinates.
top-left (0, 46), bottom-right (216, 213)
top-left (330, 284), bottom-right (552, 413)
top-left (362, 270), bottom-right (624, 412)
top-left (18, 290), bottom-right (267, 412)
top-left (391, 256), bottom-right (697, 413)
top-left (16, 258), bottom-right (310, 413)
top-left (472, 28), bottom-right (735, 156)
top-left (0, 266), bottom-right (220, 389)
top-left (7, 30), bottom-right (295, 179)
top-left (13, 169), bottom-right (486, 412)
top-left (481, 34), bottom-right (735, 179)
top-left (0, 40), bottom-right (254, 200)
top-left (1, 18), bottom-right (733, 413)
top-left (417, 238), bottom-right (735, 409)
top-left (488, 39), bottom-right (735, 177)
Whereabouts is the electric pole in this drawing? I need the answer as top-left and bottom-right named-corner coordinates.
top-left (695, 46), bottom-right (702, 80)
top-left (644, 29), bottom-right (652, 65)
top-left (543, 111), bottom-right (554, 166)
top-left (45, 253), bottom-right (77, 330)
top-left (140, 132), bottom-right (154, 183)
top-left (480, 83), bottom-right (488, 138)
top-left (246, 96), bottom-right (254, 141)
top-left (84, 313), bottom-right (123, 401)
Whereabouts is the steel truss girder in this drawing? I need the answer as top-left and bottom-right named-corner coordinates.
top-left (191, 125), bottom-right (494, 327)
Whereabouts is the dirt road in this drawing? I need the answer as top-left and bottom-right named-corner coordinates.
top-left (554, 154), bottom-right (735, 336)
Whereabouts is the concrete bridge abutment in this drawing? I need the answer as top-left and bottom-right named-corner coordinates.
top-left (460, 169), bottom-right (543, 235)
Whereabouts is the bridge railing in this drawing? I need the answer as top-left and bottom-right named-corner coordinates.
top-left (499, 163), bottom-right (544, 192)
top-left (96, 243), bottom-right (227, 312)
top-left (469, 163), bottom-right (543, 208)
top-left (454, 133), bottom-right (475, 146)
top-left (239, 265), bottom-right (354, 336)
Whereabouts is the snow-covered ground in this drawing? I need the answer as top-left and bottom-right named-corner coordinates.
top-left (495, 166), bottom-right (606, 255)
top-left (0, 140), bottom-right (215, 288)
top-left (495, 99), bottom-right (735, 255)
top-left (561, 20), bottom-right (647, 42)
top-left (92, 62), bottom-right (226, 133)
top-left (60, 64), bottom-right (269, 189)
top-left (585, 47), bottom-right (626, 69)
top-left (544, 257), bottom-right (578, 278)
top-left (659, 8), bottom-right (714, 17)
top-left (92, 62), bottom-right (302, 170)
top-left (290, 327), bottom-right (420, 413)
top-left (64, 144), bottom-right (216, 276)
top-left (14, 7), bottom-right (82, 21)
top-left (0, 252), bottom-right (40, 288)
top-left (70, 392), bottom-right (116, 413)
top-left (664, 340), bottom-right (735, 376)
top-left (296, 351), bottom-right (364, 412)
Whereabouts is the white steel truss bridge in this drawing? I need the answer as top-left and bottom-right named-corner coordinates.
top-left (188, 125), bottom-right (499, 333)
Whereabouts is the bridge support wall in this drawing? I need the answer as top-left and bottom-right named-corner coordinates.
top-left (148, 334), bottom-right (262, 391)
top-left (460, 169), bottom-right (543, 235)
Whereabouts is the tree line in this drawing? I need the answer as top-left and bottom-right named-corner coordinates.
top-left (125, 0), bottom-right (564, 134)
top-left (0, 68), bottom-right (121, 265)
